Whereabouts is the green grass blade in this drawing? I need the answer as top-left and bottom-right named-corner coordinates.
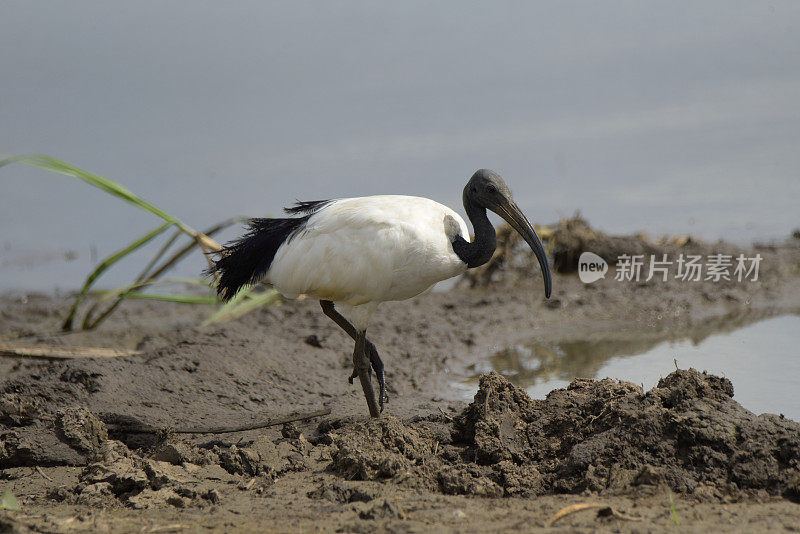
top-left (111, 292), bottom-right (219, 304)
top-left (1, 154), bottom-right (231, 329)
top-left (83, 278), bottom-right (213, 329)
top-left (668, 491), bottom-right (679, 525)
top-left (202, 284), bottom-right (251, 324)
top-left (2, 155), bottom-right (180, 224)
top-left (62, 222), bottom-right (173, 330)
top-left (203, 287), bottom-right (281, 326)
top-left (88, 277), bottom-right (211, 302)
top-left (0, 154), bottom-right (221, 252)
top-left (82, 218), bottom-right (241, 330)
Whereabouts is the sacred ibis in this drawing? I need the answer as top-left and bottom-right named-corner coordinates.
top-left (208, 169), bottom-right (552, 417)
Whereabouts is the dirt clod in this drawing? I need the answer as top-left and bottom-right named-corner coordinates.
top-left (213, 435), bottom-right (296, 477)
top-left (55, 408), bottom-right (108, 461)
top-left (150, 440), bottom-right (210, 466)
top-left (329, 370), bottom-right (800, 498)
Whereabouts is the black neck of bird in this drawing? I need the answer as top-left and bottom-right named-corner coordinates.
top-left (452, 201), bottom-right (497, 268)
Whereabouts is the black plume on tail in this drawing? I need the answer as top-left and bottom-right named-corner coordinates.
top-left (206, 216), bottom-right (309, 301)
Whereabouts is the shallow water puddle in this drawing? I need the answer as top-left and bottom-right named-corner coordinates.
top-left (455, 313), bottom-right (800, 420)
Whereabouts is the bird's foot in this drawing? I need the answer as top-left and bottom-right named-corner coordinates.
top-left (377, 373), bottom-right (389, 412)
top-left (365, 340), bottom-right (389, 411)
top-left (347, 345), bottom-right (389, 410)
top-left (347, 366), bottom-right (388, 410)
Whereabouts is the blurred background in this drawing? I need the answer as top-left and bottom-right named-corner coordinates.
top-left (2, 1), bottom-right (799, 292)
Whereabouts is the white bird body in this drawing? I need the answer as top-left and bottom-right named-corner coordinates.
top-left (210, 169), bottom-right (552, 417)
top-left (266, 196), bottom-right (469, 328)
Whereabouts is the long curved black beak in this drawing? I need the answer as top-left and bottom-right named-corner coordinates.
top-left (493, 200), bottom-right (552, 299)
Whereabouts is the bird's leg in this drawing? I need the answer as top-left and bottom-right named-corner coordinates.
top-left (354, 330), bottom-right (380, 417)
top-left (320, 300), bottom-right (389, 410)
top-left (366, 346), bottom-right (387, 410)
top-left (352, 342), bottom-right (388, 410)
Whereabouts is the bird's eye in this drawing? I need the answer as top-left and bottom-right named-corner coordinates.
top-left (486, 184), bottom-right (497, 194)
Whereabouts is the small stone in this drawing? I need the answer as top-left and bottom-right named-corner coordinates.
top-left (544, 298), bottom-right (562, 309)
top-left (304, 334), bottom-right (322, 348)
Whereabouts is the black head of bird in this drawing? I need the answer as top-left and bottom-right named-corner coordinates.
top-left (455, 169), bottom-right (552, 298)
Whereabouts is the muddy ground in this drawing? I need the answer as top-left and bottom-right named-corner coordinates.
top-left (1, 221), bottom-right (800, 532)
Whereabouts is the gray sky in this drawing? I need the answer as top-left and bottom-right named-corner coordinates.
top-left (2, 1), bottom-right (799, 291)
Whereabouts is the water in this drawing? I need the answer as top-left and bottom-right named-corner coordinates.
top-left (2, 2), bottom-right (800, 293)
top-left (455, 314), bottom-right (800, 420)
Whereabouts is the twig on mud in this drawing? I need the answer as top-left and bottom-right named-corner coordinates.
top-left (546, 503), bottom-right (604, 527)
top-left (0, 342), bottom-right (141, 360)
top-left (105, 408), bottom-right (331, 435)
top-left (546, 503), bottom-right (642, 527)
top-left (34, 466), bottom-right (53, 481)
top-left (147, 524), bottom-right (191, 533)
top-left (437, 406), bottom-right (453, 422)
